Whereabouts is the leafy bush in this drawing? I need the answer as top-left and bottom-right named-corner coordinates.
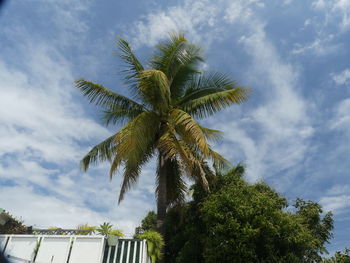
top-left (136, 230), bottom-right (164, 263)
top-left (0, 211), bottom-right (27, 234)
top-left (109, 229), bottom-right (124, 237)
top-left (164, 165), bottom-right (334, 263)
top-left (76, 224), bottom-right (96, 235)
top-left (96, 222), bottom-right (113, 236)
top-left (96, 222), bottom-right (124, 237)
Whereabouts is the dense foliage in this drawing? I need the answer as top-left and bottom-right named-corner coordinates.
top-left (136, 230), bottom-right (164, 263)
top-left (162, 165), bottom-right (334, 263)
top-left (76, 224), bottom-right (96, 235)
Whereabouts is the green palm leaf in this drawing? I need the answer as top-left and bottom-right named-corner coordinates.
top-left (115, 37), bottom-right (144, 98)
top-left (75, 79), bottom-right (145, 111)
top-left (80, 134), bottom-right (117, 172)
top-left (101, 105), bottom-right (144, 126)
top-left (169, 109), bottom-right (209, 156)
top-left (150, 33), bottom-right (203, 98)
top-left (139, 70), bottom-right (171, 112)
top-left (180, 86), bottom-right (250, 118)
top-left (156, 158), bottom-right (187, 206)
top-left (109, 111), bottom-right (160, 177)
top-left (177, 72), bottom-right (250, 118)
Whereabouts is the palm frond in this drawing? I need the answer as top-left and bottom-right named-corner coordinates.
top-left (80, 134), bottom-right (117, 171)
top-left (75, 79), bottom-right (145, 112)
top-left (118, 150), bottom-right (154, 203)
top-left (156, 157), bottom-right (187, 207)
top-left (101, 105), bottom-right (144, 126)
top-left (180, 86), bottom-right (251, 119)
top-left (157, 130), bottom-right (191, 164)
top-left (150, 32), bottom-right (186, 75)
top-left (107, 111), bottom-right (159, 203)
top-left (178, 72), bottom-right (238, 104)
top-left (199, 125), bottom-right (223, 142)
top-left (138, 70), bottom-right (170, 111)
top-left (157, 130), bottom-right (209, 191)
top-left (109, 111), bottom-right (160, 178)
top-left (208, 147), bottom-right (231, 171)
top-left (115, 37), bottom-right (144, 97)
top-left (150, 33), bottom-right (203, 99)
top-left (169, 109), bottom-right (209, 156)
top-left (170, 65), bottom-right (200, 101)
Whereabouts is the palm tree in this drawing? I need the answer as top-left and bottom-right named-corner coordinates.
top-left (76, 33), bottom-right (250, 238)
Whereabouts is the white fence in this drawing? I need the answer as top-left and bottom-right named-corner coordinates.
top-left (0, 235), bottom-right (150, 263)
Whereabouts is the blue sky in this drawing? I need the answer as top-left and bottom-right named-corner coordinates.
top-left (0, 0), bottom-right (350, 253)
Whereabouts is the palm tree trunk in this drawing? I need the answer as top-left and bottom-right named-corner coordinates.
top-left (157, 152), bottom-right (167, 238)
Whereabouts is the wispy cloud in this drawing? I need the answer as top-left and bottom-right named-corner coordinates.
top-left (320, 195), bottom-right (350, 214)
top-left (128, 0), bottom-right (264, 48)
top-left (312, 0), bottom-right (350, 31)
top-left (330, 98), bottom-right (350, 131)
top-left (292, 34), bottom-right (340, 56)
top-left (332, 68), bottom-right (350, 85)
top-left (0, 0), bottom-right (154, 236)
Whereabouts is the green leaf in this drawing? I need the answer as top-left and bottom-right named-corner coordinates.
top-left (75, 79), bottom-right (145, 111)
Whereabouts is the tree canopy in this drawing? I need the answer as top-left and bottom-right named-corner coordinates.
top-left (163, 165), bottom-right (334, 263)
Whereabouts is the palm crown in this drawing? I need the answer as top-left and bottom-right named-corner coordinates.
top-left (76, 33), bottom-right (250, 227)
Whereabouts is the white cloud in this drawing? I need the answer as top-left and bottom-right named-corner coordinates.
top-left (332, 68), bottom-right (350, 85)
top-left (0, 0), bottom-right (156, 237)
top-left (220, 10), bottom-right (311, 184)
top-left (0, 51), bottom-right (109, 164)
top-left (292, 35), bottom-right (340, 56)
top-left (312, 0), bottom-right (350, 31)
top-left (129, 0), bottom-right (220, 48)
top-left (312, 0), bottom-right (327, 9)
top-left (330, 98), bottom-right (350, 131)
top-left (128, 0), bottom-right (264, 48)
top-left (327, 184), bottom-right (350, 195)
top-left (320, 195), bottom-right (350, 214)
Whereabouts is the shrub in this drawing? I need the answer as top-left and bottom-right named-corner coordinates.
top-left (136, 230), bottom-right (164, 263)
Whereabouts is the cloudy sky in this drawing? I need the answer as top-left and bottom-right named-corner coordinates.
top-left (1, 0), bottom-right (350, 253)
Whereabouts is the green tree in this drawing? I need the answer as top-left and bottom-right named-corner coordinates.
top-left (76, 33), bottom-right (249, 238)
top-left (324, 249), bottom-right (350, 263)
top-left (135, 211), bottom-right (157, 236)
top-left (164, 165), bottom-right (334, 263)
